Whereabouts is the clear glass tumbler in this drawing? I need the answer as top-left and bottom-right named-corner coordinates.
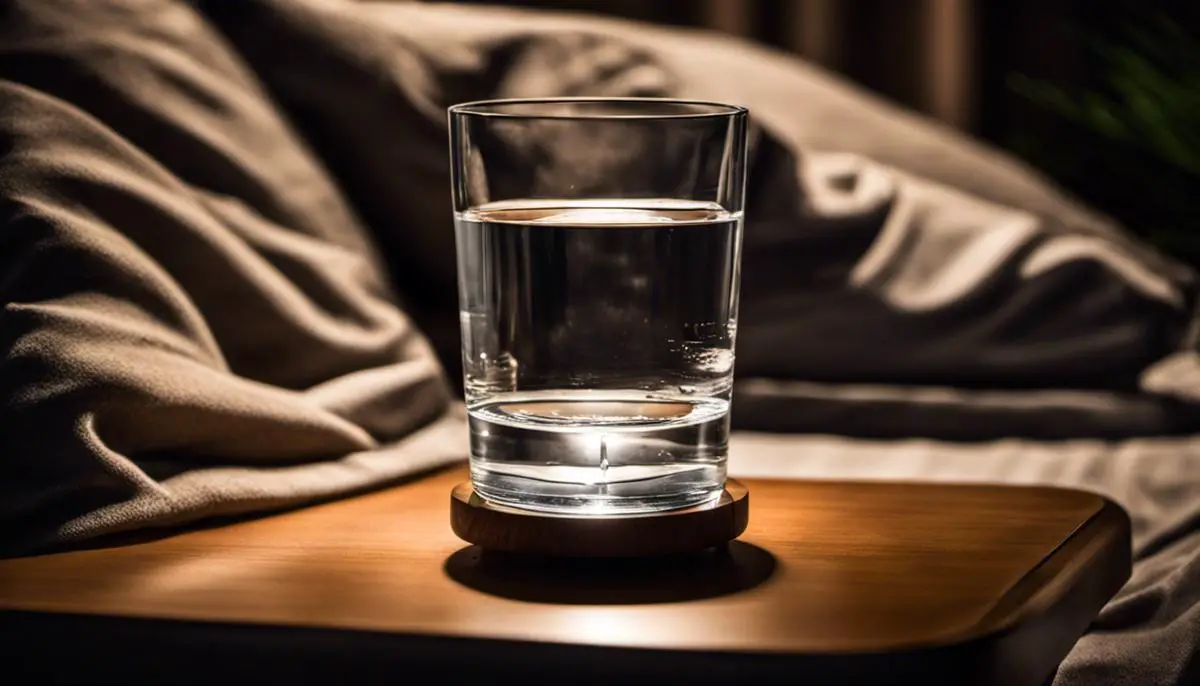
top-left (449, 98), bottom-right (748, 515)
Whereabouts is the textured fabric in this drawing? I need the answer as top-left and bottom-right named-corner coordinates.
top-left (0, 0), bottom-right (455, 553)
top-left (205, 0), bottom-right (1198, 397)
top-left (1, 1), bottom-right (1198, 683)
top-left (202, 0), bottom-right (1200, 443)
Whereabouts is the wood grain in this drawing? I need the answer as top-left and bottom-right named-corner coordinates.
top-left (0, 465), bottom-right (1131, 685)
top-left (449, 478), bottom-right (749, 556)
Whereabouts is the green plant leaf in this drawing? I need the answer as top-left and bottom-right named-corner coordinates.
top-left (1005, 10), bottom-right (1200, 266)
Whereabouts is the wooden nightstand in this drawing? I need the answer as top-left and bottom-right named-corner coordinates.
top-left (0, 465), bottom-right (1129, 685)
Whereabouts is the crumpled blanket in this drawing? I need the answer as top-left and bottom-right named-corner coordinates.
top-left (1, 1), bottom-right (1197, 683)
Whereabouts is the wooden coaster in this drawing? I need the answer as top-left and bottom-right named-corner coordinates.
top-left (450, 480), bottom-right (749, 557)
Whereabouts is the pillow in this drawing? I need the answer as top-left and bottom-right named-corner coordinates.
top-left (0, 0), bottom-right (456, 555)
top-left (202, 0), bottom-right (1197, 394)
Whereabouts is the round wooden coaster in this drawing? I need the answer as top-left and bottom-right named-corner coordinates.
top-left (450, 480), bottom-right (749, 557)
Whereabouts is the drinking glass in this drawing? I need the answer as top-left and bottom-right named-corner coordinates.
top-left (448, 98), bottom-right (748, 515)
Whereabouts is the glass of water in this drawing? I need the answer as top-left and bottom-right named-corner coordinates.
top-left (449, 98), bottom-right (748, 515)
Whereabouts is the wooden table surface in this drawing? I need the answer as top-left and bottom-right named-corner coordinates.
top-left (0, 465), bottom-right (1130, 685)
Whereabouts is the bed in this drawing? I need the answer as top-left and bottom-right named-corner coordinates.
top-left (1, 1), bottom-right (1197, 684)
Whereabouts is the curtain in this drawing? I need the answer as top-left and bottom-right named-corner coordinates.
top-left (699, 0), bottom-right (976, 130)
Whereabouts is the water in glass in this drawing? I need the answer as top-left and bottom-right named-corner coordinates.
top-left (455, 198), bottom-right (742, 514)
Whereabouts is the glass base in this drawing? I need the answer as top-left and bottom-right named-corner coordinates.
top-left (470, 463), bottom-right (725, 516)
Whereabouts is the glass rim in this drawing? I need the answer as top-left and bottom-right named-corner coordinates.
top-left (448, 97), bottom-right (747, 121)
